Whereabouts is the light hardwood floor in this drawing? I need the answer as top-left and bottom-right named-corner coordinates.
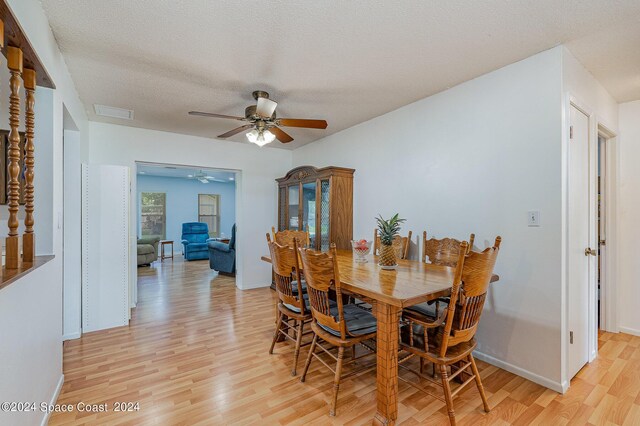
top-left (51, 257), bottom-right (640, 425)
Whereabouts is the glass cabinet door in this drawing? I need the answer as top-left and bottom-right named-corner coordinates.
top-left (288, 185), bottom-right (300, 230)
top-left (319, 179), bottom-right (330, 251)
top-left (278, 187), bottom-right (286, 231)
top-left (302, 181), bottom-right (317, 247)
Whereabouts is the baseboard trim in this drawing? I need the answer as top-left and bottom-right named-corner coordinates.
top-left (473, 350), bottom-right (564, 393)
top-left (619, 326), bottom-right (640, 337)
top-left (240, 281), bottom-right (271, 290)
top-left (63, 331), bottom-right (81, 341)
top-left (41, 374), bottom-right (64, 426)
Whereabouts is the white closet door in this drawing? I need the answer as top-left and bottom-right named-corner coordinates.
top-left (82, 164), bottom-right (130, 332)
top-left (567, 105), bottom-right (592, 379)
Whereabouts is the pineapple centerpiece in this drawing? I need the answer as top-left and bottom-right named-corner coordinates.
top-left (376, 213), bottom-right (405, 270)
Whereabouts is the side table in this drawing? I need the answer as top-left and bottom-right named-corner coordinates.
top-left (160, 240), bottom-right (174, 261)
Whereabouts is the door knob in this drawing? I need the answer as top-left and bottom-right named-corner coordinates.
top-left (584, 248), bottom-right (597, 257)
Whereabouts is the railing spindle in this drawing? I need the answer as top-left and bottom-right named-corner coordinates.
top-left (23, 68), bottom-right (36, 263)
top-left (5, 46), bottom-right (23, 269)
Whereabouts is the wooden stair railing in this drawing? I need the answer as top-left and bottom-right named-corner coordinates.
top-left (0, 1), bottom-right (54, 277)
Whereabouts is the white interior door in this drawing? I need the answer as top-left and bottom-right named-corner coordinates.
top-left (567, 105), bottom-right (592, 379)
top-left (82, 164), bottom-right (131, 332)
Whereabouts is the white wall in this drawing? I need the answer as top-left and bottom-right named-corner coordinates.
top-left (0, 261), bottom-right (63, 426)
top-left (618, 100), bottom-right (640, 336)
top-left (293, 47), bottom-right (565, 390)
top-left (0, 1), bottom-right (89, 424)
top-left (88, 122), bottom-right (292, 289)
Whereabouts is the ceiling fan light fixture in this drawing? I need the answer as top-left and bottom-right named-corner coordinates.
top-left (263, 129), bottom-right (276, 143)
top-left (192, 90), bottom-right (327, 145)
top-left (246, 129), bottom-right (259, 143)
top-left (198, 177), bottom-right (209, 184)
top-left (246, 129), bottom-right (275, 147)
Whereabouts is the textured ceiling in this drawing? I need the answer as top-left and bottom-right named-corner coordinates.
top-left (566, 18), bottom-right (640, 103)
top-left (41, 0), bottom-right (640, 149)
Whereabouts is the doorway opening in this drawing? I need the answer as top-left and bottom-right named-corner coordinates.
top-left (133, 162), bottom-right (239, 305)
top-left (136, 163), bottom-right (236, 245)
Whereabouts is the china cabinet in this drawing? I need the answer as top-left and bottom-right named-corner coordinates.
top-left (276, 166), bottom-right (354, 251)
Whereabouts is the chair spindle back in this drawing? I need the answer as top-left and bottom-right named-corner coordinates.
top-left (267, 234), bottom-right (306, 313)
top-left (272, 226), bottom-right (311, 248)
top-left (422, 231), bottom-right (475, 266)
top-left (439, 237), bottom-right (501, 357)
top-left (297, 244), bottom-right (347, 340)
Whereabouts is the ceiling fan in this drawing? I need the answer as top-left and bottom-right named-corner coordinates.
top-left (189, 90), bottom-right (328, 147)
top-left (187, 170), bottom-right (226, 184)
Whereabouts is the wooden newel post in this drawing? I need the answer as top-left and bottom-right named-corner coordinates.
top-left (6, 46), bottom-right (23, 269)
top-left (23, 68), bottom-right (36, 263)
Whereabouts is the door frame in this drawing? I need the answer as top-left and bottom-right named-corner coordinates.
top-left (562, 93), bottom-right (618, 390)
top-left (597, 123), bottom-right (618, 335)
top-left (62, 125), bottom-right (82, 340)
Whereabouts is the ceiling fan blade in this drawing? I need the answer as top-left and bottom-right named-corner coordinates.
top-left (270, 126), bottom-right (294, 143)
top-left (189, 111), bottom-right (246, 121)
top-left (278, 118), bottom-right (328, 129)
top-left (256, 97), bottom-right (278, 118)
top-left (217, 124), bottom-right (254, 138)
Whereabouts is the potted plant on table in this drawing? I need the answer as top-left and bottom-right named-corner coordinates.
top-left (376, 213), bottom-right (405, 270)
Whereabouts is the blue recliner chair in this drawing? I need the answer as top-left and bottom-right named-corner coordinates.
top-left (208, 224), bottom-right (236, 275)
top-left (181, 222), bottom-right (212, 261)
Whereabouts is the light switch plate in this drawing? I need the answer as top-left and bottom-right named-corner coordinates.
top-left (528, 210), bottom-right (540, 227)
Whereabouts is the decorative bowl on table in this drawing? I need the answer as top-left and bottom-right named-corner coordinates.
top-left (351, 239), bottom-right (372, 263)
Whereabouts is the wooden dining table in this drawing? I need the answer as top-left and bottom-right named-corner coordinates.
top-left (261, 250), bottom-right (499, 425)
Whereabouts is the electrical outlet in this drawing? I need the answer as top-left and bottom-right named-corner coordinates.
top-left (528, 211), bottom-right (540, 227)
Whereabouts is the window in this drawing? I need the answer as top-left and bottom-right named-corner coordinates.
top-left (199, 194), bottom-right (220, 237)
top-left (140, 192), bottom-right (166, 239)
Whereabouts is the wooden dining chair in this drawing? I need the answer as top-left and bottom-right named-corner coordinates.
top-left (267, 235), bottom-right (313, 376)
top-left (422, 231), bottom-right (475, 266)
top-left (373, 229), bottom-right (412, 259)
top-left (298, 243), bottom-right (377, 416)
top-left (272, 226), bottom-right (311, 248)
top-left (408, 232), bottom-right (477, 321)
top-left (400, 237), bottom-right (501, 426)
